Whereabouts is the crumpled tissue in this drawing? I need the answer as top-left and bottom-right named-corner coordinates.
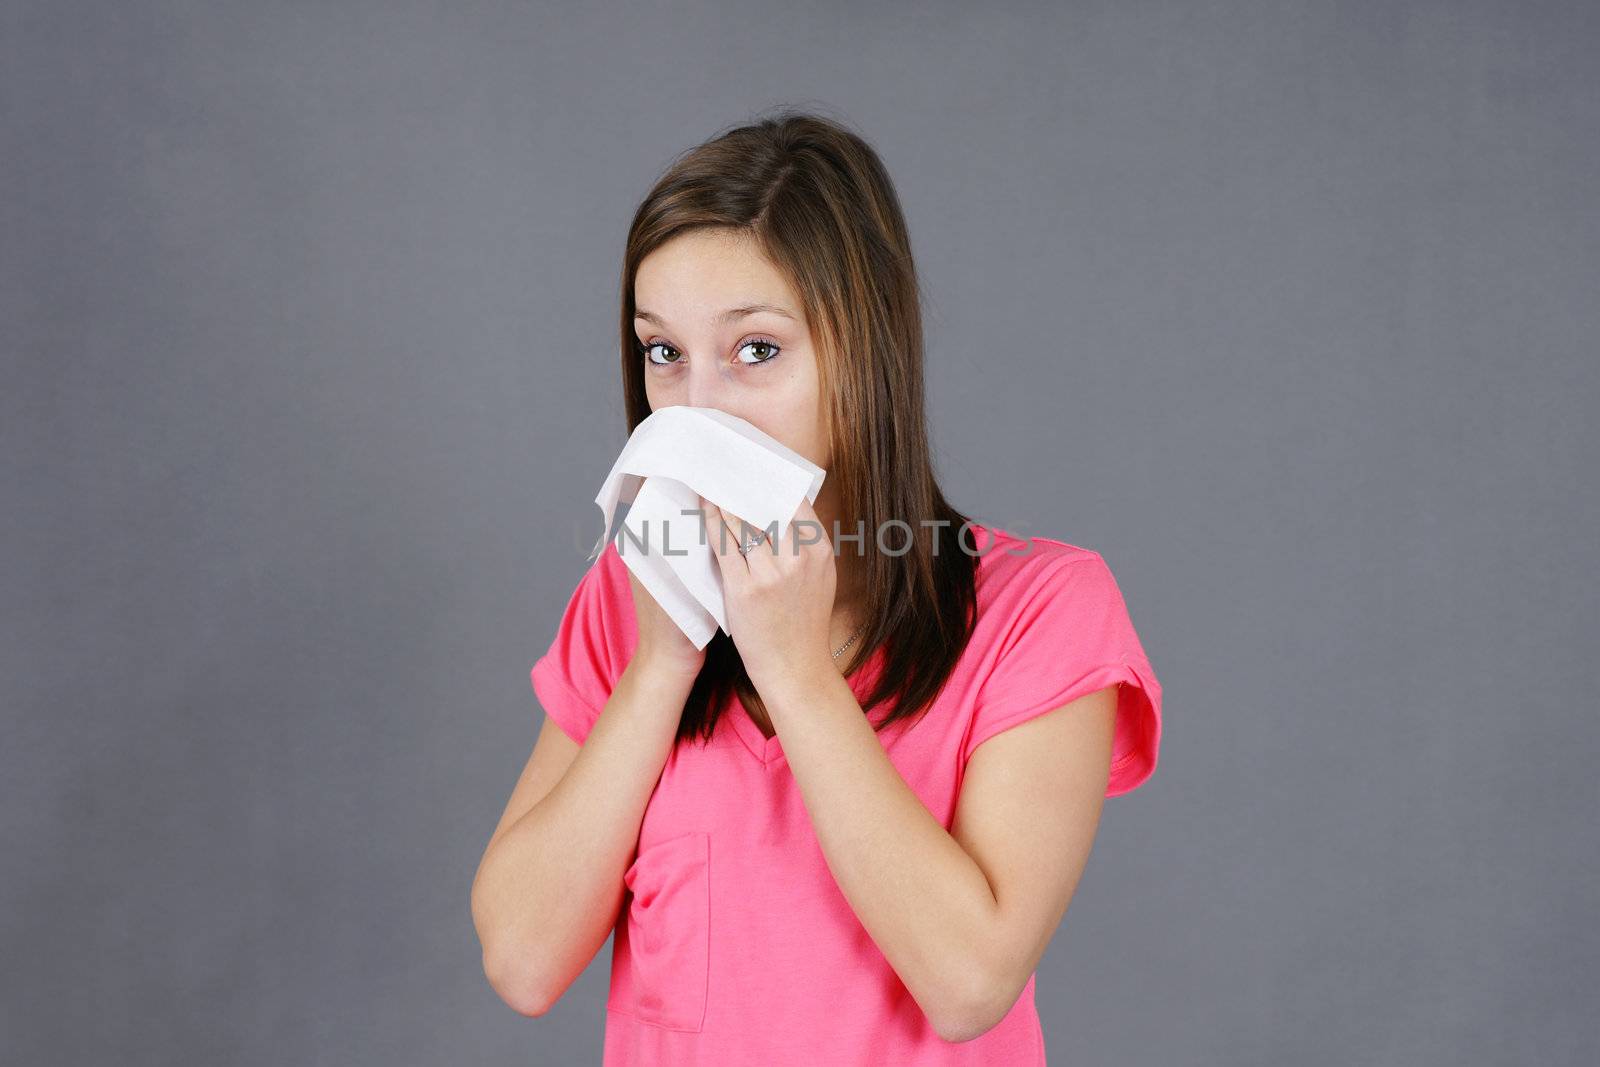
top-left (586, 406), bottom-right (826, 649)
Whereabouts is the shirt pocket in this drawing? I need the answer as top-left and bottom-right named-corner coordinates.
top-left (609, 829), bottom-right (710, 1032)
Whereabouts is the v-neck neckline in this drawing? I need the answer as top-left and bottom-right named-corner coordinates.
top-left (730, 702), bottom-right (785, 766)
top-left (728, 645), bottom-right (886, 769)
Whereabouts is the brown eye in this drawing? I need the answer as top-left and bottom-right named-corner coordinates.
top-left (641, 341), bottom-right (680, 365)
top-left (735, 339), bottom-right (780, 365)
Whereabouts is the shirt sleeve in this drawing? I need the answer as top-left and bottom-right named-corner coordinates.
top-left (961, 551), bottom-right (1163, 796)
top-left (529, 547), bottom-right (633, 746)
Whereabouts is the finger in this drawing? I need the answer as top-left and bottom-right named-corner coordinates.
top-left (700, 498), bottom-right (745, 571)
top-left (728, 506), bottom-right (768, 555)
top-left (741, 513), bottom-right (781, 566)
top-left (782, 497), bottom-right (823, 557)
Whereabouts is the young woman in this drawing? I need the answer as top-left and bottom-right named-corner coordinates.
top-left (471, 110), bottom-right (1163, 1065)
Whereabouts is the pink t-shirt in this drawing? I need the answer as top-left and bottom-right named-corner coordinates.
top-left (529, 522), bottom-right (1162, 1065)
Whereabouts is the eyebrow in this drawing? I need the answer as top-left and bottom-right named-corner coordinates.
top-left (633, 303), bottom-right (796, 327)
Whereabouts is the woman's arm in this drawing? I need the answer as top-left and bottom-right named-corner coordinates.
top-left (470, 655), bottom-right (697, 1016)
top-left (762, 670), bottom-right (1118, 1043)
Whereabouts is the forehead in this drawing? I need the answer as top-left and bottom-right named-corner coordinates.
top-left (634, 230), bottom-right (805, 326)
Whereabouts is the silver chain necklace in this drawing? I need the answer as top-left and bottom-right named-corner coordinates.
top-left (832, 621), bottom-right (866, 660)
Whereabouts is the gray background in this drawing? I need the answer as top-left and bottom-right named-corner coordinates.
top-left (4, 1), bottom-right (1596, 1064)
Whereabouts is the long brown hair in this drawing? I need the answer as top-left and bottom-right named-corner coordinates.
top-left (617, 107), bottom-right (981, 746)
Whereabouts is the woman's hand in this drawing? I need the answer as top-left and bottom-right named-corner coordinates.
top-left (701, 495), bottom-right (838, 696)
top-left (625, 566), bottom-right (707, 682)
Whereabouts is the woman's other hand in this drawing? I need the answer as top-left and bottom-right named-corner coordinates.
top-left (625, 565), bottom-right (707, 682)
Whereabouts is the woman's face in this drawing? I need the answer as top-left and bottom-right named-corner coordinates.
top-left (634, 228), bottom-right (829, 471)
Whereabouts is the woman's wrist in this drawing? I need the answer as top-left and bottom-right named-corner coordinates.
top-left (624, 650), bottom-right (704, 692)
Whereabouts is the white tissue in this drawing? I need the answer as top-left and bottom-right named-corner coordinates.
top-left (586, 406), bottom-right (827, 650)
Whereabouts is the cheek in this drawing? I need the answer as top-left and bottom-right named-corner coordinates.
top-left (764, 412), bottom-right (829, 469)
top-left (772, 370), bottom-right (828, 466)
top-left (643, 375), bottom-right (676, 411)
